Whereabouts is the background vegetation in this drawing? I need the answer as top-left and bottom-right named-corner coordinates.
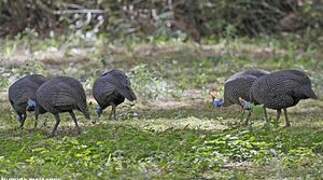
top-left (0, 0), bottom-right (323, 179)
top-left (1, 0), bottom-right (323, 40)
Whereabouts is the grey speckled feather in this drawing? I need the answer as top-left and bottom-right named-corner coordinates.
top-left (250, 69), bottom-right (318, 127)
top-left (100, 70), bottom-right (136, 101)
top-left (8, 74), bottom-right (47, 127)
top-left (36, 76), bottom-right (90, 136)
top-left (93, 69), bottom-right (136, 120)
top-left (250, 69), bottom-right (317, 109)
top-left (223, 69), bottom-right (269, 107)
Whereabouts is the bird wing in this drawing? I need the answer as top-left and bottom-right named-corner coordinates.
top-left (108, 77), bottom-right (136, 101)
top-left (116, 86), bottom-right (137, 101)
top-left (93, 79), bottom-right (116, 106)
top-left (28, 74), bottom-right (47, 85)
top-left (267, 77), bottom-right (304, 96)
top-left (224, 75), bottom-right (256, 106)
top-left (39, 81), bottom-right (76, 108)
top-left (53, 92), bottom-right (76, 107)
top-left (100, 70), bottom-right (137, 101)
top-left (9, 84), bottom-right (38, 106)
top-left (264, 94), bottom-right (295, 109)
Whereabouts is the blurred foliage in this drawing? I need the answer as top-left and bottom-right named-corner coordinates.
top-left (1, 0), bottom-right (323, 42)
top-left (129, 64), bottom-right (181, 100)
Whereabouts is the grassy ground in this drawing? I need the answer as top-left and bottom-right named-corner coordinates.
top-left (0, 35), bottom-right (323, 179)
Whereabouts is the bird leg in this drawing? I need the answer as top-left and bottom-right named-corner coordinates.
top-left (109, 104), bottom-right (117, 121)
top-left (69, 111), bottom-right (81, 134)
top-left (34, 108), bottom-right (39, 129)
top-left (275, 109), bottom-right (281, 127)
top-left (245, 110), bottom-right (252, 126)
top-left (112, 105), bottom-right (117, 121)
top-left (283, 108), bottom-right (290, 127)
top-left (35, 109), bottom-right (47, 128)
top-left (19, 113), bottom-right (27, 129)
top-left (50, 113), bottom-right (61, 137)
top-left (238, 110), bottom-right (246, 123)
top-left (263, 106), bottom-right (269, 124)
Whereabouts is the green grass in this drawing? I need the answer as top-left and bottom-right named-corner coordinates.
top-left (1, 109), bottom-right (323, 179)
top-left (0, 35), bottom-right (323, 179)
top-left (1, 100), bottom-right (322, 179)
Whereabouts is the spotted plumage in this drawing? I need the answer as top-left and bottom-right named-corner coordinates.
top-left (222, 69), bottom-right (269, 107)
top-left (210, 69), bottom-right (269, 124)
top-left (93, 69), bottom-right (136, 120)
top-left (250, 69), bottom-right (318, 127)
top-left (35, 76), bottom-right (90, 136)
top-left (8, 74), bottom-right (47, 128)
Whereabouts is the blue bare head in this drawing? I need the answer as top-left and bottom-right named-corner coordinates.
top-left (209, 89), bottom-right (223, 108)
top-left (96, 106), bottom-right (103, 118)
top-left (26, 99), bottom-right (37, 111)
top-left (212, 98), bottom-right (224, 108)
top-left (239, 97), bottom-right (253, 111)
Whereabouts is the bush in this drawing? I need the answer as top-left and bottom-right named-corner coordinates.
top-left (1, 0), bottom-right (323, 40)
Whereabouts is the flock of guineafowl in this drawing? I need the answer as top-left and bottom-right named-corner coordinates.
top-left (9, 70), bottom-right (136, 137)
top-left (8, 68), bottom-right (318, 137)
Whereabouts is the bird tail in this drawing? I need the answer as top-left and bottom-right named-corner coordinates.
top-left (120, 87), bottom-right (137, 101)
top-left (303, 86), bottom-right (318, 99)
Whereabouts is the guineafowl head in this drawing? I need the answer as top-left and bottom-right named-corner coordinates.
top-left (209, 89), bottom-right (224, 108)
top-left (212, 98), bottom-right (224, 108)
top-left (238, 97), bottom-right (253, 111)
top-left (26, 99), bottom-right (37, 111)
top-left (96, 106), bottom-right (103, 118)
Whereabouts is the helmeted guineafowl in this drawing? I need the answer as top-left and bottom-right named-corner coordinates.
top-left (8, 74), bottom-right (47, 128)
top-left (93, 69), bottom-right (137, 120)
top-left (210, 69), bottom-right (269, 124)
top-left (35, 76), bottom-right (90, 137)
top-left (248, 69), bottom-right (318, 127)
